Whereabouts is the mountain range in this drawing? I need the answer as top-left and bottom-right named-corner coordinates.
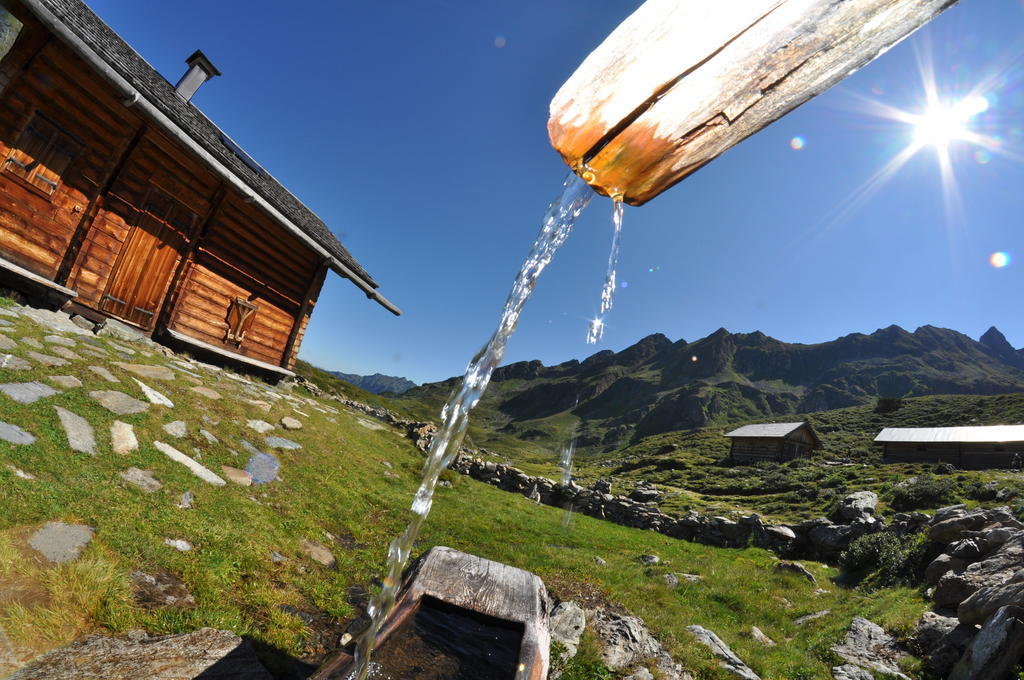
top-left (328, 371), bottom-right (417, 395)
top-left (398, 325), bottom-right (1024, 455)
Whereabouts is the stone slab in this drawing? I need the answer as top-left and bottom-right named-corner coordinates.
top-left (0, 333), bottom-right (15, 350)
top-left (0, 421), bottom-right (35, 445)
top-left (154, 441), bottom-right (225, 486)
top-left (279, 416), bottom-right (302, 430)
top-left (199, 429), bottom-right (218, 444)
top-left (88, 365), bottom-right (119, 382)
top-left (263, 436), bottom-right (301, 451)
top-left (132, 378), bottom-right (174, 407)
top-left (0, 355), bottom-right (31, 370)
top-left (25, 351), bottom-right (67, 367)
top-left (43, 335), bottom-right (76, 348)
top-left (221, 465), bottom-right (253, 486)
top-left (163, 420), bottom-right (187, 438)
top-left (115, 362), bottom-right (175, 381)
top-left (120, 467), bottom-right (162, 493)
top-left (90, 390), bottom-right (149, 415)
top-left (1, 381), bottom-right (58, 404)
top-left (28, 522), bottom-right (94, 564)
top-left (110, 420), bottom-right (138, 454)
top-left (48, 375), bottom-right (82, 389)
top-left (21, 337), bottom-right (42, 349)
top-left (54, 406), bottom-right (97, 455)
top-left (49, 346), bottom-right (82, 361)
top-left (189, 386), bottom-right (221, 399)
top-left (246, 419), bottom-right (274, 433)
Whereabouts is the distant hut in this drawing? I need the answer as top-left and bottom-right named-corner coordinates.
top-left (725, 422), bottom-right (820, 463)
top-left (875, 425), bottom-right (1024, 468)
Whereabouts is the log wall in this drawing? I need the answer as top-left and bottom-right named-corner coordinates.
top-left (0, 3), bottom-right (329, 369)
top-left (0, 8), bottom-right (138, 278)
top-left (882, 443), bottom-right (1024, 468)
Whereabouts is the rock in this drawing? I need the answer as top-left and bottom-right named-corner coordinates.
top-left (794, 610), bottom-right (831, 625)
top-left (630, 487), bottom-right (661, 503)
top-left (110, 421), bottom-right (138, 455)
top-left (550, 601), bottom-right (586, 658)
top-left (913, 611), bottom-right (960, 655)
top-left (924, 623), bottom-right (978, 678)
top-left (120, 468), bottom-right (161, 493)
top-left (88, 365), bottom-right (119, 382)
top-left (751, 626), bottom-right (776, 647)
top-left (221, 466), bottom-right (253, 486)
top-left (189, 386), bottom-right (222, 400)
top-left (130, 571), bottom-right (196, 610)
top-left (28, 522), bottom-right (94, 564)
top-left (300, 539), bottom-right (336, 568)
top-left (263, 436), bottom-right (301, 450)
top-left (590, 608), bottom-right (686, 679)
top-left (69, 314), bottom-right (94, 330)
top-left (246, 419), bottom-right (274, 433)
top-left (774, 561), bottom-right (816, 584)
top-left (926, 553), bottom-right (965, 586)
top-left (199, 429), bottom-right (218, 444)
top-left (948, 606), bottom-right (1024, 680)
top-left (4, 627), bottom-right (272, 680)
top-left (935, 534), bottom-right (1024, 609)
top-left (663, 573), bottom-right (680, 589)
top-left (929, 507), bottom-right (1013, 544)
top-left (55, 406), bottom-right (97, 455)
top-left (246, 452), bottom-right (280, 484)
top-left (49, 346), bottom-right (81, 361)
top-left (164, 538), bottom-right (193, 552)
top-left (593, 556), bottom-right (607, 566)
top-left (0, 355), bottom-right (31, 370)
top-left (246, 399), bottom-right (272, 413)
top-left (22, 337), bottom-right (42, 349)
top-left (830, 617), bottom-right (909, 679)
top-left (162, 420), bottom-right (187, 438)
top-left (958, 582), bottom-right (1024, 626)
top-left (0, 332), bottom-right (15, 350)
top-left (48, 375), bottom-right (82, 389)
top-left (154, 441), bottom-right (225, 486)
top-left (270, 551), bottom-right (288, 563)
top-left (624, 669), bottom-right (655, 680)
top-left (98, 318), bottom-right (150, 343)
top-left (279, 416), bottom-right (302, 430)
top-left (686, 626), bottom-right (761, 680)
top-left (25, 351), bottom-right (68, 367)
top-left (0, 421), bottom-right (35, 445)
top-left (837, 491), bottom-right (878, 521)
top-left (89, 390), bottom-right (149, 415)
top-left (0, 381), bottom-right (59, 404)
top-left (640, 554), bottom-right (660, 565)
top-left (177, 491), bottom-right (194, 510)
top-left (831, 665), bottom-right (873, 680)
top-left (131, 377), bottom-right (173, 406)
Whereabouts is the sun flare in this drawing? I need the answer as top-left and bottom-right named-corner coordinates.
top-left (911, 95), bottom-right (989, 150)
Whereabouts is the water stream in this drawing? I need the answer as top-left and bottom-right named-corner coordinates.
top-left (351, 173), bottom-right (593, 680)
top-left (559, 428), bottom-right (578, 529)
top-left (585, 197), bottom-right (624, 344)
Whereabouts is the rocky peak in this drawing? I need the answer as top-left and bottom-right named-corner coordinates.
top-left (978, 326), bottom-right (1024, 370)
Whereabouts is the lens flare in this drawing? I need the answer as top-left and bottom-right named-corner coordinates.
top-left (789, 136), bottom-right (805, 150)
top-left (990, 252), bottom-right (1010, 268)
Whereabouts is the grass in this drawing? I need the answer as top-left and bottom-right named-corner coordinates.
top-left (0, 301), bottom-right (931, 678)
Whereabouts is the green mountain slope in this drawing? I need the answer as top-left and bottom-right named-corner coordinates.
top-left (398, 325), bottom-right (1024, 459)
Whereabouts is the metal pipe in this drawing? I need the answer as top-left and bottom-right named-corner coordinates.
top-left (21, 0), bottom-right (401, 315)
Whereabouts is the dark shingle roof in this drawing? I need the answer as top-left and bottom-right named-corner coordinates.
top-left (35, 0), bottom-right (376, 286)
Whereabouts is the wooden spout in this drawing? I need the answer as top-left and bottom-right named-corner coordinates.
top-left (549, 0), bottom-right (959, 206)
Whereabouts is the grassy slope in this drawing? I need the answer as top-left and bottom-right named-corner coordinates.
top-left (0, 303), bottom-right (928, 679)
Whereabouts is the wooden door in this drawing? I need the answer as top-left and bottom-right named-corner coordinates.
top-left (100, 187), bottom-right (195, 329)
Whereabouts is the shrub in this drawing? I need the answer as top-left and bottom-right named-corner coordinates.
top-left (840, 532), bottom-right (932, 589)
top-left (889, 475), bottom-right (957, 511)
top-left (875, 397), bottom-right (903, 414)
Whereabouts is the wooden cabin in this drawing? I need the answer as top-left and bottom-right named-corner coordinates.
top-left (0, 0), bottom-right (399, 377)
top-left (875, 426), bottom-right (1024, 468)
top-left (725, 421), bottom-right (820, 463)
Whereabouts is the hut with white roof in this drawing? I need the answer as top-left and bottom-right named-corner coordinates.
top-left (875, 425), bottom-right (1024, 468)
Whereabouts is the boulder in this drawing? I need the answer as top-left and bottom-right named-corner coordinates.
top-left (958, 582), bottom-right (1024, 626)
top-left (774, 561), bottom-right (816, 584)
top-left (912, 611), bottom-right (959, 655)
top-left (686, 626), bottom-right (760, 680)
top-left (836, 491), bottom-right (878, 521)
top-left (549, 601), bottom-right (585, 658)
top-left (928, 507), bottom-right (1015, 544)
top-left (831, 665), bottom-right (873, 680)
top-left (588, 608), bottom-right (686, 679)
top-left (830, 617), bottom-right (909, 680)
top-left (923, 623), bottom-right (978, 679)
top-left (935, 533), bottom-right (1023, 609)
top-left (948, 606), bottom-right (1024, 680)
top-left (925, 553), bottom-right (965, 586)
top-left (5, 628), bottom-right (271, 679)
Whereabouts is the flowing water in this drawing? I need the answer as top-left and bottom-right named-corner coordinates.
top-left (559, 417), bottom-right (579, 528)
top-left (585, 197), bottom-right (624, 344)
top-left (351, 173), bottom-right (593, 680)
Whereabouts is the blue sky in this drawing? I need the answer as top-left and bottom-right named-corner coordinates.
top-left (91, 0), bottom-right (1024, 384)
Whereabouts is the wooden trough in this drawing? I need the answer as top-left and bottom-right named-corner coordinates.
top-left (549, 0), bottom-right (959, 205)
top-left (311, 547), bottom-right (551, 680)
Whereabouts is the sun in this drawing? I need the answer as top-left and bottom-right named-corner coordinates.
top-left (911, 95), bottom-right (990, 151)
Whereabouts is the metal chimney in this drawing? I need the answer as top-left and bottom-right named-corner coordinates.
top-left (174, 50), bottom-right (221, 101)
